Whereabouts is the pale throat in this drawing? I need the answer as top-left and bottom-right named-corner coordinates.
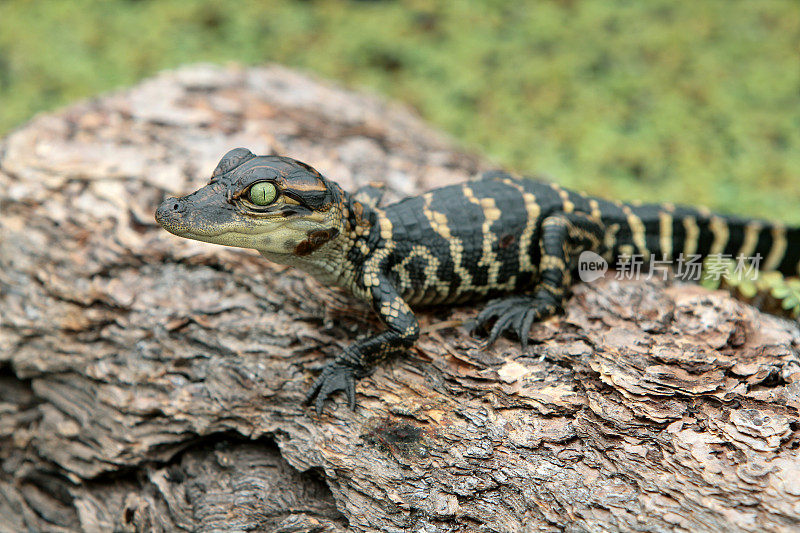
top-left (258, 236), bottom-right (353, 289)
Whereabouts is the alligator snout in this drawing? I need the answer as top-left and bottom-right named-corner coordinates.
top-left (155, 196), bottom-right (183, 220)
top-left (154, 196), bottom-right (191, 236)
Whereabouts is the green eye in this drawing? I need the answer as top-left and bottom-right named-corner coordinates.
top-left (249, 182), bottom-right (277, 205)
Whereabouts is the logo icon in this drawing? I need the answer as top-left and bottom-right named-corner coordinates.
top-left (578, 251), bottom-right (608, 282)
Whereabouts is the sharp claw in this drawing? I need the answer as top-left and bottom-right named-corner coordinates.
top-left (486, 319), bottom-right (504, 346)
top-left (519, 309), bottom-right (537, 349)
top-left (308, 362), bottom-right (358, 415)
top-left (487, 311), bottom-right (517, 346)
top-left (476, 295), bottom-right (559, 346)
top-left (468, 318), bottom-right (482, 335)
top-left (305, 376), bottom-right (323, 405)
top-left (511, 311), bottom-right (526, 337)
top-left (347, 380), bottom-right (356, 410)
top-left (475, 301), bottom-right (500, 327)
top-left (482, 320), bottom-right (503, 346)
top-left (315, 395), bottom-right (325, 415)
top-left (475, 298), bottom-right (513, 336)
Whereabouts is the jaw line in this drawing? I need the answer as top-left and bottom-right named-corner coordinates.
top-left (164, 219), bottom-right (289, 240)
top-left (179, 230), bottom-right (243, 243)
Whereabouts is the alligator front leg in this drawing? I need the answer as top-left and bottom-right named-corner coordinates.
top-left (306, 275), bottom-right (419, 414)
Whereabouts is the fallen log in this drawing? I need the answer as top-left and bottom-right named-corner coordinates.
top-left (1, 64), bottom-right (798, 532)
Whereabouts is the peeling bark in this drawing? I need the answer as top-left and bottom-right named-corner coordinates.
top-left (1, 64), bottom-right (799, 533)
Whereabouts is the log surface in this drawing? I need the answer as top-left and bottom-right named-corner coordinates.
top-left (1, 64), bottom-right (799, 533)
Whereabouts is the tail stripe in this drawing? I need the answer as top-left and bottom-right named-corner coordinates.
top-left (598, 198), bottom-right (798, 277)
top-left (682, 216), bottom-right (700, 258)
top-left (659, 210), bottom-right (673, 260)
top-left (622, 205), bottom-right (649, 257)
top-left (738, 221), bottom-right (763, 259)
top-left (709, 216), bottom-right (730, 255)
top-left (764, 224), bottom-right (787, 272)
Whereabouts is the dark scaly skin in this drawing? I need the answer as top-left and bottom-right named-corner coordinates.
top-left (156, 148), bottom-right (800, 413)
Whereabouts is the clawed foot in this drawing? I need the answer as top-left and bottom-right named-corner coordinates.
top-left (472, 295), bottom-right (559, 348)
top-left (306, 361), bottom-right (358, 414)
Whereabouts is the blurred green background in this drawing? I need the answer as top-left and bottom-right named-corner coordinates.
top-left (1, 0), bottom-right (798, 221)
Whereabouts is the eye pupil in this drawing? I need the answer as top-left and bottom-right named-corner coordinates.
top-left (249, 182), bottom-right (276, 205)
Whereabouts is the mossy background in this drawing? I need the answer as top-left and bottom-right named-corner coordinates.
top-left (1, 0), bottom-right (798, 221)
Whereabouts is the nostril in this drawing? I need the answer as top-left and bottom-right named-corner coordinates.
top-left (172, 203), bottom-right (180, 211)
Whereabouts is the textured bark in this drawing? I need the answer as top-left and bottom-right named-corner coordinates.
top-left (1, 64), bottom-right (799, 533)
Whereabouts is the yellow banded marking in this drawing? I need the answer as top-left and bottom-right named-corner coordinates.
top-left (738, 221), bottom-right (763, 259)
top-left (622, 205), bottom-right (649, 258)
top-left (589, 199), bottom-right (602, 220)
top-left (550, 183), bottom-right (574, 213)
top-left (379, 295), bottom-right (412, 322)
top-left (565, 216), bottom-right (601, 248)
top-left (540, 255), bottom-right (566, 270)
top-left (379, 214), bottom-right (393, 240)
top-left (658, 210), bottom-right (673, 260)
top-left (537, 281), bottom-right (564, 295)
top-left (421, 192), bottom-right (451, 239)
top-left (603, 223), bottom-right (620, 260)
top-left (359, 209), bottom-right (396, 300)
top-left (709, 216), bottom-right (730, 255)
top-left (541, 216), bottom-right (567, 228)
top-left (361, 248), bottom-right (391, 294)
top-left (683, 216), bottom-right (700, 258)
top-left (421, 193), bottom-right (474, 297)
top-left (764, 224), bottom-right (787, 272)
top-left (478, 196), bottom-right (502, 285)
top-left (463, 185), bottom-right (515, 292)
top-left (502, 178), bottom-right (540, 273)
top-left (618, 244), bottom-right (636, 260)
top-left (393, 245), bottom-right (442, 305)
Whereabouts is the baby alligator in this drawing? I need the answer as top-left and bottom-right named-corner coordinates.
top-left (155, 148), bottom-right (800, 413)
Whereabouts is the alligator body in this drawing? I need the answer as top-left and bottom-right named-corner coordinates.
top-left (155, 148), bottom-right (800, 412)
